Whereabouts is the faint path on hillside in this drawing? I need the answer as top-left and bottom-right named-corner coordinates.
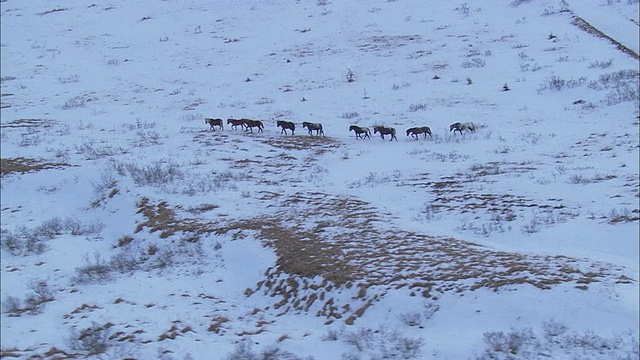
top-left (568, 3), bottom-right (639, 60)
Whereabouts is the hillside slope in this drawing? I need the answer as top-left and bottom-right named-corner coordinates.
top-left (1, 1), bottom-right (638, 359)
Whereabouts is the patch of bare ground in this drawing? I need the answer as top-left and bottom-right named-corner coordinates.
top-left (1, 157), bottom-right (74, 176)
top-left (257, 135), bottom-right (341, 152)
top-left (403, 171), bottom-right (567, 217)
top-left (0, 118), bottom-right (56, 129)
top-left (1, 347), bottom-right (82, 359)
top-left (192, 131), bottom-right (231, 147)
top-left (130, 165), bottom-right (628, 325)
top-left (212, 192), bottom-right (629, 325)
top-left (210, 135), bottom-right (341, 183)
top-left (134, 197), bottom-right (216, 240)
top-left (357, 34), bottom-right (424, 54)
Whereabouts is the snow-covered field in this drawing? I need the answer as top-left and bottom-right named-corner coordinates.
top-left (1, 0), bottom-right (638, 359)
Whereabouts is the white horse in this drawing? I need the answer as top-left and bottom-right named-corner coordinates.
top-left (450, 122), bottom-right (476, 135)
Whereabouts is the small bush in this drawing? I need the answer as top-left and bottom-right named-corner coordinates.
top-left (125, 160), bottom-right (184, 187)
top-left (346, 68), bottom-right (355, 83)
top-left (408, 103), bottom-right (428, 112)
top-left (74, 253), bottom-right (113, 284)
top-left (341, 326), bottom-right (425, 359)
top-left (588, 59), bottom-right (613, 69)
top-left (225, 339), bottom-right (313, 360)
top-left (521, 208), bottom-right (579, 233)
top-left (1, 217), bottom-right (101, 256)
top-left (518, 132), bottom-right (543, 145)
top-left (322, 329), bottom-right (341, 341)
top-left (348, 171), bottom-right (401, 188)
top-left (2, 296), bottom-right (23, 315)
top-left (67, 322), bottom-right (112, 356)
top-left (481, 328), bottom-right (535, 356)
top-left (398, 312), bottom-right (422, 327)
top-left (476, 321), bottom-right (638, 359)
top-left (58, 75), bottom-right (80, 84)
top-left (588, 69), bottom-right (639, 90)
top-left (2, 280), bottom-right (54, 316)
top-left (75, 140), bottom-right (128, 160)
top-left (61, 97), bottom-right (86, 110)
top-left (542, 319), bottom-right (568, 343)
top-left (604, 82), bottom-right (639, 106)
top-left (538, 76), bottom-right (587, 91)
top-left (462, 58), bottom-right (486, 68)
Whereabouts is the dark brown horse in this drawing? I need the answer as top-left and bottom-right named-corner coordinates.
top-left (277, 120), bottom-right (295, 135)
top-left (243, 119), bottom-right (264, 133)
top-left (205, 118), bottom-right (223, 131)
top-left (450, 122), bottom-right (476, 135)
top-left (227, 118), bottom-right (246, 131)
top-left (349, 125), bottom-right (371, 139)
top-left (373, 125), bottom-right (397, 141)
top-left (406, 126), bottom-right (432, 139)
top-left (302, 122), bottom-right (324, 136)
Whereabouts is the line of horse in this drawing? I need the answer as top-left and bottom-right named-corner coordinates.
top-left (351, 122), bottom-right (476, 141)
top-left (205, 118), bottom-right (325, 136)
top-left (205, 118), bottom-right (476, 140)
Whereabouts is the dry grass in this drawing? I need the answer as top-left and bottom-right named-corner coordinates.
top-left (1, 118), bottom-right (56, 129)
top-left (1, 157), bottom-right (73, 176)
top-left (258, 134), bottom-right (341, 152)
top-left (211, 192), bottom-right (626, 323)
top-left (131, 176), bottom-right (626, 324)
top-left (127, 147), bottom-right (629, 324)
top-left (134, 197), bottom-right (216, 239)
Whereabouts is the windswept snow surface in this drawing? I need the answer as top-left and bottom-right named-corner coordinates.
top-left (1, 1), bottom-right (638, 359)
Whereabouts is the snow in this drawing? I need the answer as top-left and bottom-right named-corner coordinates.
top-left (1, 0), bottom-right (638, 359)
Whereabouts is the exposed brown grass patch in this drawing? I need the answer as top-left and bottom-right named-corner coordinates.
top-left (212, 191), bottom-right (628, 324)
top-left (134, 197), bottom-right (215, 239)
top-left (258, 135), bottom-right (342, 152)
top-left (208, 316), bottom-right (231, 333)
top-left (1, 118), bottom-right (56, 129)
top-left (1, 157), bottom-right (74, 176)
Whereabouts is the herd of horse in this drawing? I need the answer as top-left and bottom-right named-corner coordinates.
top-left (205, 118), bottom-right (476, 141)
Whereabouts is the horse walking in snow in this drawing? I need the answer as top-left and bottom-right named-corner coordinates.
top-left (302, 122), bottom-right (324, 136)
top-left (205, 118), bottom-right (224, 131)
top-left (373, 125), bottom-right (398, 141)
top-left (406, 126), bottom-right (432, 139)
top-left (349, 125), bottom-right (371, 139)
top-left (227, 118), bottom-right (246, 131)
top-left (243, 119), bottom-right (264, 133)
top-left (277, 120), bottom-right (296, 135)
top-left (450, 122), bottom-right (476, 135)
